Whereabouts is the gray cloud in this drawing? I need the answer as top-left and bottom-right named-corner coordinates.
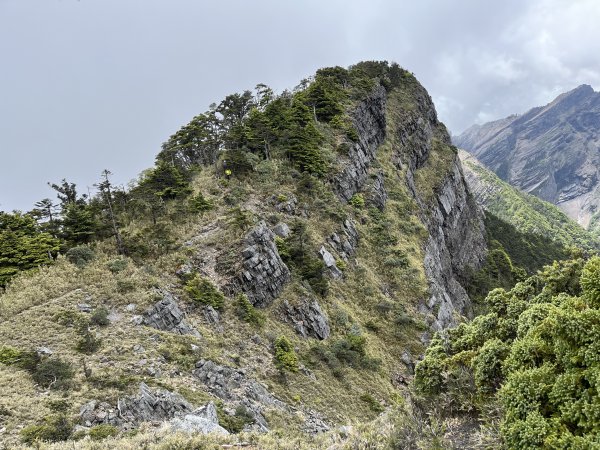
top-left (1, 0), bottom-right (599, 211)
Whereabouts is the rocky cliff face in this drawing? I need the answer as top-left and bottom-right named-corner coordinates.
top-left (454, 85), bottom-right (600, 229)
top-left (392, 83), bottom-right (486, 330)
top-left (336, 79), bottom-right (487, 330)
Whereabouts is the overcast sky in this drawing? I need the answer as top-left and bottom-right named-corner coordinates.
top-left (2, 0), bottom-right (600, 212)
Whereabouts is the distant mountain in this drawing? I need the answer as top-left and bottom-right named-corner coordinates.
top-left (459, 149), bottom-right (599, 254)
top-left (454, 85), bottom-right (600, 231)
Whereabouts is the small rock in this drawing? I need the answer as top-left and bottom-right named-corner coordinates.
top-left (133, 345), bottom-right (145, 353)
top-left (131, 315), bottom-right (144, 325)
top-left (36, 347), bottom-right (53, 356)
top-left (338, 425), bottom-right (353, 438)
top-left (318, 246), bottom-right (342, 279)
top-left (77, 304), bottom-right (92, 313)
top-left (125, 303), bottom-right (137, 312)
top-left (107, 310), bottom-right (122, 323)
top-left (272, 222), bottom-right (291, 238)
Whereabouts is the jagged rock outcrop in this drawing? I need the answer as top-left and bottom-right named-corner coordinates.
top-left (327, 218), bottom-right (359, 261)
top-left (318, 246), bottom-right (343, 278)
top-left (143, 292), bottom-right (200, 337)
top-left (366, 170), bottom-right (388, 210)
top-left (230, 222), bottom-right (291, 307)
top-left (169, 402), bottom-right (229, 435)
top-left (193, 359), bottom-right (285, 431)
top-left (333, 85), bottom-right (387, 201)
top-left (281, 297), bottom-right (330, 340)
top-left (80, 383), bottom-right (193, 428)
top-left (454, 84), bottom-right (600, 229)
top-left (394, 82), bottom-right (487, 330)
top-left (193, 359), bottom-right (329, 433)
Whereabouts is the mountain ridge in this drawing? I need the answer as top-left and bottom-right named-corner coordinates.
top-left (454, 84), bottom-right (600, 230)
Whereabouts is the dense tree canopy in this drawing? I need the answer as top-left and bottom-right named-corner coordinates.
top-left (0, 212), bottom-right (60, 287)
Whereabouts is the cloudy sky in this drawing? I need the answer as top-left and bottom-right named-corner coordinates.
top-left (2, 0), bottom-right (600, 211)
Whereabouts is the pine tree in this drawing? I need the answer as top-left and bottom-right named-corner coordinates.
top-left (0, 212), bottom-right (60, 287)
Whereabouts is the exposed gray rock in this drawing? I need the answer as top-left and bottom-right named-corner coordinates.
top-left (36, 347), bottom-right (53, 357)
top-left (327, 218), bottom-right (359, 261)
top-left (77, 303), bottom-right (92, 313)
top-left (303, 410), bottom-right (330, 434)
top-left (318, 246), bottom-right (342, 279)
top-left (366, 170), bottom-right (388, 210)
top-left (333, 85), bottom-right (387, 201)
top-left (193, 359), bottom-right (283, 431)
top-left (272, 222), bottom-right (291, 238)
top-left (203, 306), bottom-right (223, 333)
top-left (272, 194), bottom-right (298, 215)
top-left (393, 81), bottom-right (486, 331)
top-left (230, 222), bottom-right (291, 307)
top-left (169, 402), bottom-right (229, 435)
top-left (143, 292), bottom-right (200, 337)
top-left (80, 383), bottom-right (193, 428)
top-left (192, 359), bottom-right (329, 433)
top-left (282, 298), bottom-right (330, 340)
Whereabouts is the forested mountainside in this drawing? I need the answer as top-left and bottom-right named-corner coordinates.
top-left (0, 62), bottom-right (598, 450)
top-left (454, 85), bottom-right (600, 233)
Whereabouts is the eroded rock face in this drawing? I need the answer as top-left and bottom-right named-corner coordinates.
top-left (192, 359), bottom-right (329, 433)
top-left (169, 402), bottom-right (229, 435)
top-left (393, 81), bottom-right (486, 331)
top-left (282, 297), bottom-right (330, 340)
top-left (333, 85), bottom-right (387, 201)
top-left (143, 292), bottom-right (200, 337)
top-left (366, 170), bottom-right (388, 210)
top-left (231, 222), bottom-right (291, 307)
top-left (193, 359), bottom-right (283, 431)
top-left (327, 219), bottom-right (359, 261)
top-left (80, 383), bottom-right (192, 428)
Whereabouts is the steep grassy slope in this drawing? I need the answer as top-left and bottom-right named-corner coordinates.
top-left (0, 62), bottom-right (486, 448)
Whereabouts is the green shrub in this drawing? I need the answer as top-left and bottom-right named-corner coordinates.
top-left (235, 294), bottom-right (265, 327)
top-left (189, 192), bottom-right (214, 213)
top-left (184, 274), bottom-right (225, 310)
top-left (274, 335), bottom-right (299, 372)
top-left (21, 415), bottom-right (72, 444)
top-left (65, 245), bottom-right (95, 268)
top-left (90, 307), bottom-right (110, 326)
top-left (471, 338), bottom-right (509, 393)
top-left (106, 258), bottom-right (128, 273)
top-left (0, 346), bottom-right (39, 371)
top-left (89, 424), bottom-right (119, 441)
top-left (360, 393), bottom-right (385, 413)
top-left (581, 255), bottom-right (600, 307)
top-left (32, 358), bottom-right (74, 390)
top-left (415, 257), bottom-right (600, 447)
top-left (76, 330), bottom-right (102, 354)
top-left (218, 404), bottom-right (255, 433)
top-left (349, 193), bottom-right (365, 208)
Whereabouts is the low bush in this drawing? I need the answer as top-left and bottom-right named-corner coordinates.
top-left (184, 274), bottom-right (225, 310)
top-left (65, 245), bottom-right (95, 268)
top-left (90, 307), bottom-right (110, 326)
top-left (89, 424), bottom-right (119, 441)
top-left (21, 415), bottom-right (72, 444)
top-left (274, 335), bottom-right (299, 372)
top-left (235, 294), bottom-right (265, 327)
